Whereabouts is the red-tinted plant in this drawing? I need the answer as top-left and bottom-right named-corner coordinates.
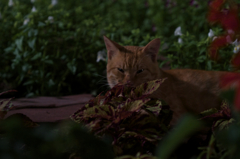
top-left (71, 79), bottom-right (172, 155)
top-left (208, 0), bottom-right (240, 60)
top-left (208, 0), bottom-right (240, 110)
top-left (231, 52), bottom-right (240, 69)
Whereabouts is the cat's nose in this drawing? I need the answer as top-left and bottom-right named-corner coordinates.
top-left (125, 74), bottom-right (130, 80)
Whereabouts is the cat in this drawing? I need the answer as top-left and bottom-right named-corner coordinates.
top-left (103, 36), bottom-right (227, 124)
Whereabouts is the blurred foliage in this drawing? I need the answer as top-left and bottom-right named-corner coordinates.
top-left (0, 79), bottom-right (240, 159)
top-left (0, 0), bottom-right (234, 97)
top-left (0, 118), bottom-right (115, 159)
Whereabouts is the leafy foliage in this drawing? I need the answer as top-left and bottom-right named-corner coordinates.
top-left (1, 0), bottom-right (240, 158)
top-left (156, 115), bottom-right (203, 159)
top-left (69, 78), bottom-right (240, 159)
top-left (0, 82), bottom-right (240, 159)
top-left (0, 119), bottom-right (115, 159)
top-left (71, 79), bottom-right (172, 155)
top-left (0, 0), bottom-right (234, 97)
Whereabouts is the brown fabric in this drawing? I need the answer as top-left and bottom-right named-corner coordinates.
top-left (5, 94), bottom-right (93, 122)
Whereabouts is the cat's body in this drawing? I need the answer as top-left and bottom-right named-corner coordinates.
top-left (103, 36), bottom-right (227, 124)
top-left (151, 69), bottom-right (225, 123)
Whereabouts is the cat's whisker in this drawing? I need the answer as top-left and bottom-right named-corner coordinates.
top-left (95, 75), bottom-right (108, 85)
top-left (96, 79), bottom-right (107, 84)
top-left (94, 73), bottom-right (107, 78)
top-left (97, 83), bottom-right (107, 87)
top-left (96, 84), bottom-right (110, 92)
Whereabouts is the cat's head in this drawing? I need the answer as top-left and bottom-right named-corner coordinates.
top-left (103, 36), bottom-right (161, 88)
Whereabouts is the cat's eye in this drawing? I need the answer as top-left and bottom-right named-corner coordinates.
top-left (118, 68), bottom-right (124, 73)
top-left (137, 69), bottom-right (144, 74)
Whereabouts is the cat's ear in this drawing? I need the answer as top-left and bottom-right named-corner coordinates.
top-left (143, 38), bottom-right (160, 62)
top-left (103, 36), bottom-right (123, 60)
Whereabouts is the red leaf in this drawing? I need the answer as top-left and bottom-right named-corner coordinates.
top-left (231, 52), bottom-right (240, 69)
top-left (220, 72), bottom-right (240, 88)
top-left (221, 10), bottom-right (240, 32)
top-left (208, 47), bottom-right (218, 60)
top-left (208, 10), bottom-right (223, 23)
top-left (208, 35), bottom-right (228, 60)
top-left (234, 83), bottom-right (240, 111)
top-left (212, 35), bottom-right (228, 47)
top-left (209, 0), bottom-right (225, 11)
top-left (201, 105), bottom-right (231, 120)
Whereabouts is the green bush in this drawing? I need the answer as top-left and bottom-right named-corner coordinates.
top-left (0, 0), bottom-right (234, 97)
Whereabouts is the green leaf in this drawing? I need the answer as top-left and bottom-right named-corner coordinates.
top-left (48, 79), bottom-right (55, 87)
top-left (207, 60), bottom-right (212, 70)
top-left (197, 55), bottom-right (206, 62)
top-left (119, 98), bottom-right (150, 112)
top-left (200, 108), bottom-right (218, 117)
top-left (26, 92), bottom-right (35, 97)
top-left (214, 118), bottom-right (235, 130)
top-left (28, 38), bottom-right (36, 49)
top-left (145, 100), bottom-right (162, 115)
top-left (15, 36), bottom-right (24, 51)
top-left (4, 47), bottom-right (13, 53)
top-left (67, 62), bottom-right (77, 74)
top-left (22, 64), bottom-right (30, 72)
top-left (38, 22), bottom-right (46, 27)
top-left (132, 78), bottom-right (166, 97)
top-left (23, 80), bottom-right (34, 86)
top-left (28, 29), bottom-right (38, 37)
top-left (31, 52), bottom-right (42, 61)
top-left (83, 105), bottom-right (114, 119)
top-left (156, 115), bottom-right (202, 159)
top-left (44, 60), bottom-right (53, 65)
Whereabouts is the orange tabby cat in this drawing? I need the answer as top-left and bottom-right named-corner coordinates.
top-left (103, 36), bottom-right (227, 124)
